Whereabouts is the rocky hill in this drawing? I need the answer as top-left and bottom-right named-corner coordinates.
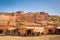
top-left (0, 11), bottom-right (60, 26)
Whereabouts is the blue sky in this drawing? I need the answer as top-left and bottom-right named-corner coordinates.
top-left (0, 0), bottom-right (60, 16)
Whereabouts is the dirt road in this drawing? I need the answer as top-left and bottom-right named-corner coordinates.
top-left (0, 35), bottom-right (60, 40)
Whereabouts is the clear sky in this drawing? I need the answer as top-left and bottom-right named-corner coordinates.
top-left (0, 0), bottom-right (60, 16)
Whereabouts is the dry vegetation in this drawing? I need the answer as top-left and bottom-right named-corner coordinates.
top-left (0, 35), bottom-right (60, 40)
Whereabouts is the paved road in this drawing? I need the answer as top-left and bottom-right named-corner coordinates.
top-left (0, 35), bottom-right (60, 40)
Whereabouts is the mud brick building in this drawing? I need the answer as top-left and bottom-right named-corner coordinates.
top-left (0, 11), bottom-right (60, 36)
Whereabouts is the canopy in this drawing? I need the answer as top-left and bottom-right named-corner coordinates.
top-left (56, 27), bottom-right (60, 29)
top-left (8, 27), bottom-right (17, 30)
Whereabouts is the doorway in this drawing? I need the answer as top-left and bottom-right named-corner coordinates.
top-left (48, 29), bottom-right (53, 34)
top-left (0, 30), bottom-right (3, 34)
top-left (5, 30), bottom-right (10, 35)
top-left (27, 29), bottom-right (33, 36)
top-left (14, 29), bottom-right (19, 36)
top-left (55, 29), bottom-right (60, 34)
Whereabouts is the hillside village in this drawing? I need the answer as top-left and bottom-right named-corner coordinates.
top-left (0, 11), bottom-right (60, 36)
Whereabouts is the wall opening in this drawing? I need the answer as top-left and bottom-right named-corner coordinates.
top-left (55, 29), bottom-right (60, 34)
top-left (48, 29), bottom-right (53, 34)
top-left (27, 29), bottom-right (33, 36)
top-left (0, 30), bottom-right (3, 34)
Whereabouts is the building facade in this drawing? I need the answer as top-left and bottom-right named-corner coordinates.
top-left (0, 11), bottom-right (60, 36)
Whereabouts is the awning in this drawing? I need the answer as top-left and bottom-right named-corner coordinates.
top-left (25, 27), bottom-right (44, 29)
top-left (56, 27), bottom-right (60, 29)
top-left (8, 27), bottom-right (17, 30)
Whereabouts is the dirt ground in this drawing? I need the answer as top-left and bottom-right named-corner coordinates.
top-left (0, 35), bottom-right (60, 40)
